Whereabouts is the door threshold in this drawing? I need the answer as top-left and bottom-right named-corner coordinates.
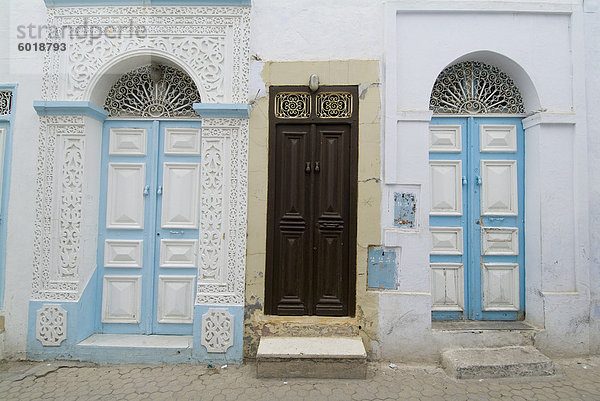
top-left (432, 321), bottom-right (535, 331)
top-left (78, 333), bottom-right (193, 349)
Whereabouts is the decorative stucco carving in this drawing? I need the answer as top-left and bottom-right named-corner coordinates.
top-left (0, 91), bottom-right (12, 115)
top-left (201, 308), bottom-right (234, 353)
top-left (36, 304), bottom-right (67, 346)
top-left (430, 61), bottom-right (525, 114)
top-left (197, 118), bottom-right (248, 306)
top-left (32, 116), bottom-right (85, 300)
top-left (42, 6), bottom-right (250, 103)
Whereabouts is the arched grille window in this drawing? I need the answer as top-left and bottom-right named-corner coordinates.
top-left (104, 64), bottom-right (201, 118)
top-left (429, 61), bottom-right (524, 114)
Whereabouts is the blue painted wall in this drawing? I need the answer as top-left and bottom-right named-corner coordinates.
top-left (367, 248), bottom-right (398, 290)
top-left (393, 192), bottom-right (416, 229)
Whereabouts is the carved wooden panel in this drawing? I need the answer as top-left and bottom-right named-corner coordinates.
top-left (161, 162), bottom-right (200, 229)
top-left (480, 125), bottom-right (517, 153)
top-left (482, 227), bottom-right (519, 256)
top-left (429, 125), bottom-right (461, 153)
top-left (430, 227), bottom-right (463, 255)
top-left (101, 275), bottom-right (141, 323)
top-left (157, 275), bottom-right (195, 323)
top-left (106, 163), bottom-right (145, 230)
top-left (109, 128), bottom-right (146, 156)
top-left (104, 240), bottom-right (143, 268)
top-left (430, 160), bottom-right (462, 216)
top-left (431, 263), bottom-right (464, 311)
top-left (481, 160), bottom-right (518, 216)
top-left (160, 239), bottom-right (198, 268)
top-left (482, 263), bottom-right (519, 311)
top-left (164, 127), bottom-right (201, 155)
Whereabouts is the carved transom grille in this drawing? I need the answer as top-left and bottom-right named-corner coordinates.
top-left (274, 91), bottom-right (354, 119)
top-left (0, 91), bottom-right (12, 115)
top-left (274, 92), bottom-right (311, 118)
top-left (104, 65), bottom-right (201, 118)
top-left (430, 61), bottom-right (525, 114)
top-left (316, 92), bottom-right (352, 118)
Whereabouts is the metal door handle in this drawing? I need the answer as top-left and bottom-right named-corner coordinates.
top-left (462, 176), bottom-right (467, 185)
top-left (157, 185), bottom-right (163, 195)
top-left (169, 230), bottom-right (184, 235)
top-left (476, 176), bottom-right (482, 185)
top-left (305, 162), bottom-right (311, 173)
top-left (143, 185), bottom-right (150, 196)
top-left (314, 161), bottom-right (320, 173)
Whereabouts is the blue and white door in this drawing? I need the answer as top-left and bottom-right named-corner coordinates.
top-left (429, 117), bottom-right (525, 320)
top-left (97, 120), bottom-right (201, 334)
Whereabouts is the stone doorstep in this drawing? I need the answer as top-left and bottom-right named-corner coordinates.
top-left (256, 336), bottom-right (367, 379)
top-left (442, 345), bottom-right (555, 379)
top-left (78, 334), bottom-right (193, 349)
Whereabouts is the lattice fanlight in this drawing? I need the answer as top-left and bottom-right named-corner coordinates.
top-left (430, 61), bottom-right (525, 114)
top-left (104, 64), bottom-right (201, 118)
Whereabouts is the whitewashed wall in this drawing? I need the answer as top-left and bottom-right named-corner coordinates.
top-left (2, 0), bottom-right (47, 357)
top-left (584, 0), bottom-right (600, 355)
top-left (0, 0), bottom-right (598, 360)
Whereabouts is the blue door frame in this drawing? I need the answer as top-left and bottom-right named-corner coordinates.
top-left (430, 117), bottom-right (525, 321)
top-left (96, 120), bottom-right (201, 335)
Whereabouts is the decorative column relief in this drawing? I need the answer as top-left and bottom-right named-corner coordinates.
top-left (32, 116), bottom-right (85, 301)
top-left (196, 118), bottom-right (248, 306)
top-left (36, 304), bottom-right (67, 347)
top-left (201, 308), bottom-right (234, 353)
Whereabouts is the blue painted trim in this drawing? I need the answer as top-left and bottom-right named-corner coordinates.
top-left (193, 305), bottom-right (243, 364)
top-left (45, 0), bottom-right (250, 6)
top-left (0, 84), bottom-right (17, 310)
top-left (193, 103), bottom-right (249, 118)
top-left (33, 101), bottom-right (108, 122)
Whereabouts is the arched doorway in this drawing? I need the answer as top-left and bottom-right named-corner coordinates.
top-left (429, 61), bottom-right (525, 321)
top-left (97, 64), bottom-right (203, 335)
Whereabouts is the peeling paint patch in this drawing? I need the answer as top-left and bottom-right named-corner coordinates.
top-left (367, 247), bottom-right (397, 290)
top-left (393, 192), bottom-right (416, 228)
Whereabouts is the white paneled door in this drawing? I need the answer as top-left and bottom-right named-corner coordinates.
top-left (429, 117), bottom-right (524, 321)
top-left (98, 121), bottom-right (201, 334)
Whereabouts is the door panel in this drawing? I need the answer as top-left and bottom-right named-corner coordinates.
top-left (106, 163), bottom-right (146, 229)
top-left (98, 120), bottom-right (200, 335)
top-left (160, 162), bottom-right (200, 229)
top-left (271, 124), bottom-right (311, 315)
top-left (430, 117), bottom-right (524, 321)
top-left (313, 125), bottom-right (350, 316)
top-left (266, 120), bottom-right (357, 316)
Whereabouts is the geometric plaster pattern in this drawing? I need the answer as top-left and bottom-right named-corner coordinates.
top-left (201, 308), bottom-right (234, 353)
top-left (32, 115), bottom-right (84, 300)
top-left (197, 118), bottom-right (248, 306)
top-left (36, 304), bottom-right (67, 347)
top-left (42, 6), bottom-right (250, 103)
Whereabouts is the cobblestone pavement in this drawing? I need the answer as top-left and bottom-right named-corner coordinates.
top-left (0, 357), bottom-right (598, 400)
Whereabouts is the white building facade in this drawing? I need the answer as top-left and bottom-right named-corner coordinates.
top-left (0, 0), bottom-right (597, 363)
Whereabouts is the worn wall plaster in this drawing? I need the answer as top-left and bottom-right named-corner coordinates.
top-left (245, 60), bottom-right (382, 358)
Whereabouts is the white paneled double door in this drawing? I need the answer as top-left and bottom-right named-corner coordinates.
top-left (429, 117), bottom-right (525, 321)
top-left (97, 120), bottom-right (201, 334)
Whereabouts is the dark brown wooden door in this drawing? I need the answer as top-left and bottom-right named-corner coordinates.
top-left (265, 87), bottom-right (358, 317)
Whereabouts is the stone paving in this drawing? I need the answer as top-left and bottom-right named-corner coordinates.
top-left (0, 357), bottom-right (598, 400)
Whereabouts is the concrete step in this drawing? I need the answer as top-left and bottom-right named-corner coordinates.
top-left (256, 336), bottom-right (367, 379)
top-left (442, 345), bottom-right (554, 379)
top-left (77, 334), bottom-right (193, 364)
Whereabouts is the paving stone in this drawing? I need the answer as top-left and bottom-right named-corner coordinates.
top-left (0, 357), bottom-right (598, 400)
